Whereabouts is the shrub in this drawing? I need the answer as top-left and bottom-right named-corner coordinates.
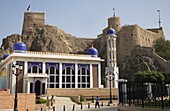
top-left (80, 95), bottom-right (86, 102)
top-left (36, 98), bottom-right (47, 104)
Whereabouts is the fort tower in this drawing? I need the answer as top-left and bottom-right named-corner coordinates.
top-left (22, 12), bottom-right (45, 35)
top-left (108, 16), bottom-right (121, 33)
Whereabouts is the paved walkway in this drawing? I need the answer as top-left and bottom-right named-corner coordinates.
top-left (38, 96), bottom-right (117, 111)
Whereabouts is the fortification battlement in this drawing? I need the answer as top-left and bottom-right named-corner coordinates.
top-left (147, 27), bottom-right (163, 33)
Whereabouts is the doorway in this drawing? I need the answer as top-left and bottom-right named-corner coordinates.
top-left (35, 80), bottom-right (41, 95)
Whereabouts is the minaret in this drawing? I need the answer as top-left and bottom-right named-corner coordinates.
top-left (105, 28), bottom-right (119, 88)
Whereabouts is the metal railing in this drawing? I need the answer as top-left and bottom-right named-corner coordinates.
top-left (118, 81), bottom-right (170, 109)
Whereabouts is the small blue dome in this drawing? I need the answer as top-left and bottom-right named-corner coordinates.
top-left (13, 42), bottom-right (27, 53)
top-left (87, 47), bottom-right (98, 57)
top-left (107, 28), bottom-right (116, 36)
top-left (2, 54), bottom-right (9, 60)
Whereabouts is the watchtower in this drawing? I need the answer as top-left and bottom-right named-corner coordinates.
top-left (108, 16), bottom-right (121, 33)
top-left (22, 12), bottom-right (45, 35)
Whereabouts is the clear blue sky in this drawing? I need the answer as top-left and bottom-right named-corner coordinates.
top-left (0, 0), bottom-right (170, 45)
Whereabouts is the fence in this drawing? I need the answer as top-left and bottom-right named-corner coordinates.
top-left (118, 81), bottom-right (170, 109)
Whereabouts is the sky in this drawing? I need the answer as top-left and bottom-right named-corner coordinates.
top-left (0, 0), bottom-right (170, 45)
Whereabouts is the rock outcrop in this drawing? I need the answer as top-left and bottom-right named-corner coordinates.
top-left (119, 55), bottom-right (163, 81)
top-left (0, 25), bottom-right (94, 59)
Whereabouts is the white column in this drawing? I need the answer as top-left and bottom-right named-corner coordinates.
top-left (42, 62), bottom-right (48, 91)
top-left (114, 67), bottom-right (119, 88)
top-left (110, 38), bottom-right (114, 67)
top-left (98, 63), bottom-right (101, 88)
top-left (90, 64), bottom-right (93, 88)
top-left (27, 80), bottom-right (30, 93)
top-left (75, 63), bottom-right (78, 88)
top-left (113, 38), bottom-right (117, 67)
top-left (11, 60), bottom-right (16, 94)
top-left (59, 63), bottom-right (62, 88)
top-left (42, 62), bottom-right (46, 73)
top-left (23, 61), bottom-right (28, 93)
top-left (45, 78), bottom-right (48, 93)
top-left (5, 65), bottom-right (8, 89)
top-left (107, 37), bottom-right (110, 67)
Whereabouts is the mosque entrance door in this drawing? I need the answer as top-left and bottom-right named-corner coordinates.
top-left (35, 80), bottom-right (41, 95)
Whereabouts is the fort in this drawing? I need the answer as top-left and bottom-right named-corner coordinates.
top-left (22, 12), bottom-right (165, 64)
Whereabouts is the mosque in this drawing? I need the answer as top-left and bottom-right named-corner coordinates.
top-left (0, 10), bottom-right (166, 97)
top-left (0, 27), bottom-right (118, 95)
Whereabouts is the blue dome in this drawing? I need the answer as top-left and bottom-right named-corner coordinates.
top-left (107, 28), bottom-right (116, 36)
top-left (13, 42), bottom-right (27, 52)
top-left (2, 54), bottom-right (9, 60)
top-left (87, 47), bottom-right (98, 57)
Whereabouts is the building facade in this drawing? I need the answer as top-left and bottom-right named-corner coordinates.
top-left (0, 41), bottom-right (103, 95)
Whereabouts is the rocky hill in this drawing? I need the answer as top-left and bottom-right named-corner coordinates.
top-left (0, 25), bottom-right (95, 59)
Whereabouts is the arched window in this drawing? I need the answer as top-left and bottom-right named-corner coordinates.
top-left (62, 66), bottom-right (75, 88)
top-left (39, 68), bottom-right (42, 73)
top-left (28, 68), bottom-right (31, 73)
top-left (33, 66), bottom-right (38, 73)
top-left (46, 64), bottom-right (59, 88)
top-left (30, 82), bottom-right (33, 93)
top-left (35, 80), bottom-right (41, 95)
top-left (56, 69), bottom-right (59, 74)
top-left (46, 69), bottom-right (49, 74)
top-left (27, 62), bottom-right (42, 73)
top-left (66, 67), bottom-right (70, 74)
top-left (42, 83), bottom-right (45, 94)
top-left (78, 67), bottom-right (90, 88)
top-left (50, 66), bottom-right (55, 74)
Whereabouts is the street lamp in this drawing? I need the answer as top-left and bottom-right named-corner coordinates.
top-left (106, 72), bottom-right (114, 104)
top-left (12, 62), bottom-right (22, 111)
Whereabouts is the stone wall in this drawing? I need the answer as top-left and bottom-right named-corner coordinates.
top-left (47, 88), bottom-right (118, 97)
top-left (0, 91), bottom-right (35, 111)
top-left (152, 50), bottom-right (170, 73)
top-left (133, 45), bottom-right (170, 73)
top-left (117, 24), bottom-right (164, 63)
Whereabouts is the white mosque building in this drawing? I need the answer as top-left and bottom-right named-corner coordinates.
top-left (0, 28), bottom-right (118, 96)
top-left (0, 40), bottom-right (104, 95)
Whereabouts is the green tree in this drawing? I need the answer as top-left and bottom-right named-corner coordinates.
top-left (134, 70), bottom-right (165, 83)
top-left (154, 38), bottom-right (170, 60)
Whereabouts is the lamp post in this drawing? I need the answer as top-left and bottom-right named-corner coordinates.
top-left (106, 72), bottom-right (114, 104)
top-left (12, 63), bottom-right (22, 111)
